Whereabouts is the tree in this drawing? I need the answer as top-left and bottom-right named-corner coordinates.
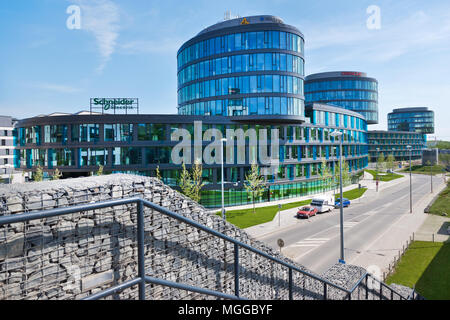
top-left (155, 165), bottom-right (162, 180)
top-left (439, 153), bottom-right (450, 167)
top-left (51, 168), bottom-right (62, 180)
top-left (190, 160), bottom-right (205, 203)
top-left (320, 159), bottom-right (332, 193)
top-left (244, 163), bottom-right (266, 214)
top-left (96, 165), bottom-right (104, 176)
top-left (386, 154), bottom-right (395, 172)
top-left (377, 152), bottom-right (386, 173)
top-left (334, 160), bottom-right (351, 194)
top-left (34, 165), bottom-right (44, 182)
top-left (179, 162), bottom-right (192, 198)
top-left (178, 160), bottom-right (205, 203)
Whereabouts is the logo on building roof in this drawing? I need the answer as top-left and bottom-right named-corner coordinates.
top-left (240, 18), bottom-right (249, 25)
top-left (90, 98), bottom-right (139, 114)
top-left (341, 72), bottom-right (363, 77)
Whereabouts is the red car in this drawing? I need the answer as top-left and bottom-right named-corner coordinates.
top-left (297, 206), bottom-right (318, 219)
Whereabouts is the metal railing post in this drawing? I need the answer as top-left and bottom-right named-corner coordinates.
top-left (380, 282), bottom-right (383, 300)
top-left (323, 283), bottom-right (327, 300)
top-left (234, 243), bottom-right (239, 298)
top-left (365, 274), bottom-right (369, 300)
top-left (289, 268), bottom-right (293, 300)
top-left (137, 199), bottom-right (146, 300)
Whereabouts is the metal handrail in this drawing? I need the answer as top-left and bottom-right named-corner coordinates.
top-left (354, 272), bottom-right (412, 300)
top-left (406, 285), bottom-right (416, 300)
top-left (0, 196), bottom-right (411, 300)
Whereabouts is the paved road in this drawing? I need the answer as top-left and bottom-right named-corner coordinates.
top-left (256, 173), bottom-right (439, 275)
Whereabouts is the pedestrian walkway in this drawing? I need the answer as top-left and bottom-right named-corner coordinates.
top-left (415, 214), bottom-right (450, 243)
top-left (347, 175), bottom-right (448, 276)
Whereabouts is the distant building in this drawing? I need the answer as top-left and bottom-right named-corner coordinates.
top-left (0, 116), bottom-right (17, 182)
top-left (368, 130), bottom-right (426, 162)
top-left (422, 148), bottom-right (439, 166)
top-left (388, 107), bottom-right (434, 134)
top-left (305, 71), bottom-right (379, 124)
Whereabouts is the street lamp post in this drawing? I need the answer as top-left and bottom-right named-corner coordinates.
top-left (331, 131), bottom-right (345, 264)
top-left (376, 147), bottom-right (380, 192)
top-left (406, 145), bottom-right (412, 213)
top-left (221, 138), bottom-right (227, 219)
top-left (430, 162), bottom-right (433, 194)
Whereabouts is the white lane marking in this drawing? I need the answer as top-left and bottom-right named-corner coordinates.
top-left (344, 221), bottom-right (359, 228)
top-left (334, 221), bottom-right (359, 228)
top-left (291, 238), bottom-right (329, 247)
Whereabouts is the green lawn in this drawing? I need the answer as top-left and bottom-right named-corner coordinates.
top-left (341, 187), bottom-right (367, 200)
top-left (217, 199), bottom-right (311, 229)
top-left (216, 187), bottom-right (367, 229)
top-left (365, 169), bottom-right (404, 182)
top-left (429, 182), bottom-right (450, 216)
top-left (400, 165), bottom-right (446, 176)
top-left (386, 241), bottom-right (450, 300)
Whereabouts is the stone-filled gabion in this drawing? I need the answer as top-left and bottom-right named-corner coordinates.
top-left (0, 174), bottom-right (410, 300)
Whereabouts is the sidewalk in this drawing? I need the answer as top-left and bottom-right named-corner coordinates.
top-left (347, 175), bottom-right (448, 276)
top-left (415, 214), bottom-right (450, 242)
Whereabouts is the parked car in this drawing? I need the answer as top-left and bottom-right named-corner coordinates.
top-left (297, 206), bottom-right (318, 219)
top-left (335, 198), bottom-right (351, 208)
top-left (310, 195), bottom-right (335, 214)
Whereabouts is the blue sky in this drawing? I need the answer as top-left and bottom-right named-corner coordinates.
top-left (1, 0), bottom-right (450, 139)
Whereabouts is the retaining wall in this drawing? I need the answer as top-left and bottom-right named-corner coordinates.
top-left (0, 174), bottom-right (406, 300)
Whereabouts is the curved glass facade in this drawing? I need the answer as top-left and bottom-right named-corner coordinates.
top-left (177, 23), bottom-right (305, 117)
top-left (178, 53), bottom-right (304, 86)
top-left (387, 108), bottom-right (434, 134)
top-left (304, 72), bottom-right (379, 124)
top-left (178, 30), bottom-right (304, 68)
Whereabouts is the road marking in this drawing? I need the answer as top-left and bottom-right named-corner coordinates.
top-left (334, 221), bottom-right (359, 228)
top-left (344, 221), bottom-right (359, 228)
top-left (291, 238), bottom-right (329, 247)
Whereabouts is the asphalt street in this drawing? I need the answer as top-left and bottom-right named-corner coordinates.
top-left (256, 174), bottom-right (439, 274)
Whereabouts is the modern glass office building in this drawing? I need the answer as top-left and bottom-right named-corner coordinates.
top-left (304, 71), bottom-right (379, 124)
top-left (177, 15), bottom-right (305, 117)
top-left (15, 103), bottom-right (368, 208)
top-left (387, 107), bottom-right (434, 134)
top-left (368, 130), bottom-right (426, 162)
top-left (13, 15), bottom-right (369, 208)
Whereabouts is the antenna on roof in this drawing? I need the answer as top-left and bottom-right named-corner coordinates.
top-left (224, 10), bottom-right (231, 21)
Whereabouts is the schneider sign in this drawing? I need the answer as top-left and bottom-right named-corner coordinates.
top-left (90, 98), bottom-right (139, 114)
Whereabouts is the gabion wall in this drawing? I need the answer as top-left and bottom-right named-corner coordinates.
top-left (0, 174), bottom-right (373, 300)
